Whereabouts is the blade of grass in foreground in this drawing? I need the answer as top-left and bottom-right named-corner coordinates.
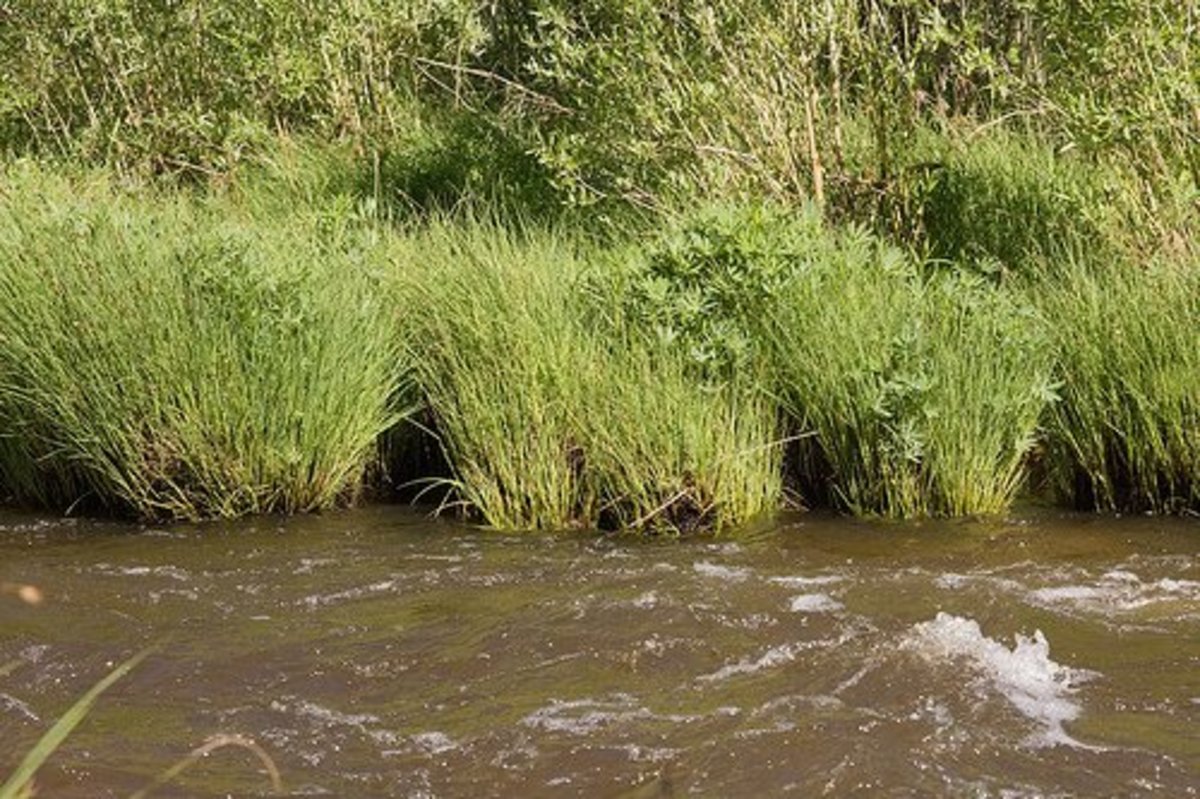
top-left (0, 648), bottom-right (152, 799)
top-left (129, 733), bottom-right (283, 799)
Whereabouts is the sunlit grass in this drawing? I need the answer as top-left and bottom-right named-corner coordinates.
top-left (393, 219), bottom-right (780, 532)
top-left (0, 164), bottom-right (410, 520)
top-left (1035, 258), bottom-right (1200, 512)
top-left (763, 221), bottom-right (1055, 517)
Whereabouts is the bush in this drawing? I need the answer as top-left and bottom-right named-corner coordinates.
top-left (0, 0), bottom-right (482, 170)
top-left (598, 203), bottom-right (823, 380)
top-left (759, 218), bottom-right (1054, 516)
top-left (0, 164), bottom-right (408, 519)
top-left (1038, 259), bottom-right (1200, 512)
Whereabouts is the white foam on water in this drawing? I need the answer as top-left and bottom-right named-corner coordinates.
top-left (693, 561), bottom-right (753, 582)
top-left (935, 572), bottom-right (1025, 593)
top-left (293, 557), bottom-right (338, 574)
top-left (615, 743), bottom-right (679, 763)
top-left (698, 633), bottom-right (852, 683)
top-left (0, 693), bottom-right (39, 722)
top-left (631, 591), bottom-right (659, 609)
top-left (300, 579), bottom-right (401, 608)
top-left (769, 574), bottom-right (844, 588)
top-left (284, 699), bottom-right (380, 729)
top-left (273, 698), bottom-right (404, 748)
top-left (410, 731), bottom-right (457, 755)
top-left (1027, 571), bottom-right (1200, 618)
top-left (92, 563), bottom-right (190, 581)
top-left (521, 695), bottom-right (654, 735)
top-left (698, 643), bottom-right (803, 682)
top-left (788, 593), bottom-right (844, 613)
top-left (906, 613), bottom-right (1099, 748)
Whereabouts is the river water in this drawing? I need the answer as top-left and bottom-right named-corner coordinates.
top-left (1, 507), bottom-right (1197, 797)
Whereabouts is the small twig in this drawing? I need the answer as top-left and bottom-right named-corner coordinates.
top-left (629, 488), bottom-right (693, 529)
top-left (411, 58), bottom-right (574, 116)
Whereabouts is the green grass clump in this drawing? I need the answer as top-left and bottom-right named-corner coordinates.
top-left (395, 220), bottom-right (779, 533)
top-left (914, 132), bottom-right (1116, 276)
top-left (581, 346), bottom-right (780, 533)
top-left (1038, 259), bottom-right (1200, 512)
top-left (394, 223), bottom-right (597, 530)
top-left (0, 164), bottom-right (407, 520)
top-left (762, 220), bottom-right (1055, 517)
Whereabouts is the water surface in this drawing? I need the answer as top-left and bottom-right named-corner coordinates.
top-left (1, 507), bottom-right (1197, 796)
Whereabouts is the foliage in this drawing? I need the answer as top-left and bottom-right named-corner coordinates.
top-left (394, 219), bottom-right (779, 532)
top-left (599, 203), bottom-right (822, 380)
top-left (457, 0), bottom-right (1197, 217)
top-left (393, 223), bottom-right (597, 530)
top-left (1036, 259), bottom-right (1200, 513)
top-left (0, 0), bottom-right (483, 171)
top-left (0, 164), bottom-right (408, 520)
top-left (760, 219), bottom-right (1055, 516)
top-left (914, 132), bottom-right (1118, 276)
top-left (1, 1), bottom-right (1193, 222)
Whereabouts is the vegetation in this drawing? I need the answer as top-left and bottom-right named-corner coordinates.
top-left (0, 165), bottom-right (407, 520)
top-left (395, 220), bottom-right (780, 531)
top-left (1037, 259), bottom-right (1200, 513)
top-left (1, 649), bottom-right (150, 799)
top-left (762, 220), bottom-right (1055, 517)
top-left (0, 1), bottom-right (1195, 528)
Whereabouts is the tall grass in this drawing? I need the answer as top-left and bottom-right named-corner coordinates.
top-left (912, 133), bottom-right (1117, 275)
top-left (581, 347), bottom-right (781, 533)
top-left (394, 220), bottom-right (780, 533)
top-left (0, 153), bottom-right (1192, 528)
top-left (762, 219), bottom-right (1055, 517)
top-left (0, 164), bottom-right (408, 520)
top-left (394, 223), bottom-right (597, 530)
top-left (1036, 259), bottom-right (1200, 513)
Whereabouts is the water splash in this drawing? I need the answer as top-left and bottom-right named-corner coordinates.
top-left (906, 613), bottom-right (1099, 748)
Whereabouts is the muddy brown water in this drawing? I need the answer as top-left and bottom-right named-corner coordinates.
top-left (1, 506), bottom-right (1197, 797)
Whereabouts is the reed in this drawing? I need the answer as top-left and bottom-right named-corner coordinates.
top-left (762, 219), bottom-right (1055, 517)
top-left (0, 164), bottom-right (408, 520)
top-left (393, 220), bottom-right (780, 532)
top-left (1036, 258), bottom-right (1200, 512)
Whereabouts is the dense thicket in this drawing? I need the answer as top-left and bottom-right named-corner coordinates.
top-left (3, 2), bottom-right (1195, 196)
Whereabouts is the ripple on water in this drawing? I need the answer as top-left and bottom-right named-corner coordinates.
top-left (1027, 570), bottom-right (1200, 619)
top-left (788, 593), bottom-right (844, 613)
top-left (692, 561), bottom-right (753, 582)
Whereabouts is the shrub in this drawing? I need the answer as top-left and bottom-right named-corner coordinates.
top-left (0, 164), bottom-right (407, 519)
top-left (1038, 259), bottom-right (1200, 512)
top-left (600, 203), bottom-right (823, 380)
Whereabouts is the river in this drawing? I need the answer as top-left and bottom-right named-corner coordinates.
top-left (2, 507), bottom-right (1197, 796)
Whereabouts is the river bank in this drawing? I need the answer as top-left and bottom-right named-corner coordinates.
top-left (0, 157), bottom-right (1196, 531)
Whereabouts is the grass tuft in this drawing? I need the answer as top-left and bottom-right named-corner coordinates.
top-left (395, 219), bottom-right (779, 532)
top-left (1036, 258), bottom-right (1200, 512)
top-left (762, 219), bottom-right (1055, 517)
top-left (0, 164), bottom-right (409, 520)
